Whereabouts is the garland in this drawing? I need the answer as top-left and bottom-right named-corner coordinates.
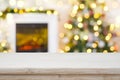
top-left (0, 7), bottom-right (57, 19)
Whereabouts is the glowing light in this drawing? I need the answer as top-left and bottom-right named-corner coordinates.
top-left (1, 40), bottom-right (7, 47)
top-left (77, 17), bottom-right (83, 22)
top-left (104, 6), bottom-right (108, 11)
top-left (87, 49), bottom-right (92, 53)
top-left (74, 35), bottom-right (79, 40)
top-left (105, 35), bottom-right (111, 41)
top-left (94, 13), bottom-right (100, 19)
top-left (0, 12), bottom-right (3, 16)
top-left (110, 46), bottom-right (115, 51)
top-left (94, 25), bottom-right (99, 31)
top-left (59, 33), bottom-right (65, 38)
top-left (65, 46), bottom-right (70, 51)
top-left (9, 0), bottom-right (16, 6)
top-left (94, 32), bottom-right (99, 36)
top-left (19, 9), bottom-right (24, 14)
top-left (83, 35), bottom-right (88, 40)
top-left (110, 24), bottom-right (115, 31)
top-left (97, 20), bottom-right (102, 25)
top-left (73, 5), bottom-right (79, 10)
top-left (17, 0), bottom-right (24, 8)
top-left (25, 8), bottom-right (31, 12)
top-left (31, 7), bottom-right (37, 11)
top-left (14, 8), bottom-right (18, 13)
top-left (79, 4), bottom-right (85, 9)
top-left (90, 3), bottom-right (96, 9)
top-left (103, 50), bottom-right (108, 53)
top-left (84, 13), bottom-right (90, 19)
top-left (47, 10), bottom-right (52, 14)
top-left (92, 43), bottom-right (97, 48)
top-left (54, 11), bottom-right (58, 15)
top-left (78, 23), bottom-right (83, 28)
top-left (64, 23), bottom-right (73, 30)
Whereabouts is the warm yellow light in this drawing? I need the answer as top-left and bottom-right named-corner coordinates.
top-left (74, 35), bottom-right (79, 40)
top-left (94, 32), bottom-right (99, 36)
top-left (65, 46), bottom-right (70, 51)
top-left (83, 35), bottom-right (88, 40)
top-left (84, 13), bottom-right (90, 19)
top-left (0, 12), bottom-right (3, 16)
top-left (105, 36), bottom-right (110, 41)
top-left (94, 13), bottom-right (100, 19)
top-left (94, 25), bottom-right (99, 31)
top-left (25, 8), bottom-right (31, 12)
top-left (104, 6), bottom-right (108, 11)
top-left (90, 3), bottom-right (96, 9)
top-left (59, 33), bottom-right (65, 38)
top-left (19, 9), bottom-right (24, 14)
top-left (92, 43), bottom-right (97, 48)
top-left (54, 11), bottom-right (58, 15)
top-left (3, 51), bottom-right (8, 53)
top-left (6, 13), bottom-right (13, 20)
top-left (47, 10), bottom-right (52, 14)
top-left (31, 7), bottom-right (37, 11)
top-left (14, 8), bottom-right (18, 13)
top-left (103, 50), bottom-right (108, 53)
top-left (110, 46), bottom-right (115, 51)
top-left (97, 20), bottom-right (102, 25)
top-left (70, 13), bottom-right (76, 17)
top-left (79, 4), bottom-right (85, 9)
top-left (87, 49), bottom-right (92, 53)
top-left (64, 23), bottom-right (73, 29)
top-left (73, 5), bottom-right (79, 10)
top-left (97, 0), bottom-right (105, 3)
top-left (110, 24), bottom-right (115, 31)
top-left (78, 23), bottom-right (83, 28)
top-left (1, 40), bottom-right (7, 47)
top-left (77, 17), bottom-right (83, 22)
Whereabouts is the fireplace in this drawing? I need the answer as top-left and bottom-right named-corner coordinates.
top-left (8, 13), bottom-right (58, 53)
top-left (16, 23), bottom-right (48, 52)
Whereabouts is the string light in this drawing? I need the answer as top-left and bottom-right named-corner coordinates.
top-left (14, 8), bottom-right (18, 13)
top-left (110, 46), bottom-right (115, 51)
top-left (53, 11), bottom-right (58, 15)
top-left (31, 7), bottom-right (37, 11)
top-left (78, 23), bottom-right (83, 28)
top-left (94, 32), bottom-right (99, 36)
top-left (103, 50), bottom-right (108, 53)
top-left (93, 25), bottom-right (99, 31)
top-left (83, 35), bottom-right (88, 40)
top-left (90, 3), bottom-right (96, 9)
top-left (104, 6), bottom-right (108, 11)
top-left (110, 24), bottom-right (115, 31)
top-left (97, 20), bottom-right (102, 25)
top-left (94, 13), bottom-right (100, 19)
top-left (84, 13), bottom-right (90, 19)
top-left (77, 17), bottom-right (83, 22)
top-left (39, 7), bottom-right (44, 11)
top-left (0, 12), bottom-right (3, 16)
top-left (47, 10), bottom-right (52, 15)
top-left (65, 46), bottom-right (70, 51)
top-left (19, 9), bottom-right (24, 14)
top-left (87, 49), bottom-right (92, 53)
top-left (92, 43), bottom-right (97, 48)
top-left (79, 4), bottom-right (85, 9)
top-left (74, 35), bottom-right (79, 40)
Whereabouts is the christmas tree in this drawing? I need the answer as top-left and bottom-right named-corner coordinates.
top-left (60, 0), bottom-right (118, 53)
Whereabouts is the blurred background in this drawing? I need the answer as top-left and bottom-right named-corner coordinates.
top-left (0, 0), bottom-right (120, 53)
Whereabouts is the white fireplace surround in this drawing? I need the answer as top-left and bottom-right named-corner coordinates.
top-left (7, 13), bottom-right (58, 53)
